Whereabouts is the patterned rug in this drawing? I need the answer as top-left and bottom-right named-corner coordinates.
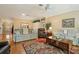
top-left (23, 41), bottom-right (64, 54)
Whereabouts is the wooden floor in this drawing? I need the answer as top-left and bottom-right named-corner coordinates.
top-left (10, 42), bottom-right (25, 54)
top-left (10, 40), bottom-right (35, 54)
top-left (10, 39), bottom-right (79, 54)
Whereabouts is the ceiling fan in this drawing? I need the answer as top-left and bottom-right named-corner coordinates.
top-left (38, 4), bottom-right (50, 11)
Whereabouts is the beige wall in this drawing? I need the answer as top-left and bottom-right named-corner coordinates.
top-left (46, 10), bottom-right (79, 34)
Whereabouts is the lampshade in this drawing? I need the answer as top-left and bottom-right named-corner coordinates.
top-left (49, 27), bottom-right (52, 30)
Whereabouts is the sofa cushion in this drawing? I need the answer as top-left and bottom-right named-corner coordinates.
top-left (0, 41), bottom-right (8, 48)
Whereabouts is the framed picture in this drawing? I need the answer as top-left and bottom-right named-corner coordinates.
top-left (62, 18), bottom-right (75, 28)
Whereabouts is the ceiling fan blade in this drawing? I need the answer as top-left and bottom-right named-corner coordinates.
top-left (38, 4), bottom-right (50, 11)
top-left (39, 4), bottom-right (43, 6)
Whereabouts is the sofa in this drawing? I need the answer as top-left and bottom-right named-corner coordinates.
top-left (0, 41), bottom-right (10, 54)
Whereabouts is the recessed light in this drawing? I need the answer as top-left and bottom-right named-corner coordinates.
top-left (22, 13), bottom-right (26, 16)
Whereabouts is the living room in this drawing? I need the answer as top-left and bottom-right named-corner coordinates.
top-left (0, 4), bottom-right (79, 54)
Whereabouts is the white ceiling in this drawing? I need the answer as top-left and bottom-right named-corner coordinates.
top-left (47, 4), bottom-right (79, 16)
top-left (0, 4), bottom-right (46, 19)
top-left (0, 4), bottom-right (79, 20)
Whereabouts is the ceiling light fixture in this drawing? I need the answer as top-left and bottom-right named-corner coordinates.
top-left (22, 13), bottom-right (26, 16)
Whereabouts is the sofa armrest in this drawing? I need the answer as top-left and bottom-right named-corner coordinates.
top-left (0, 44), bottom-right (10, 54)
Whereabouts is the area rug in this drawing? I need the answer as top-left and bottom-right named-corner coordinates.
top-left (23, 41), bottom-right (64, 54)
